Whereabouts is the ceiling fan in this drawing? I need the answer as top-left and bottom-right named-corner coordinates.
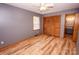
top-left (39, 3), bottom-right (54, 12)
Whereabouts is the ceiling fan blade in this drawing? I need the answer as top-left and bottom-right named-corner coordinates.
top-left (47, 6), bottom-right (53, 8)
top-left (45, 3), bottom-right (54, 8)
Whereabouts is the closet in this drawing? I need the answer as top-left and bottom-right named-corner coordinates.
top-left (43, 15), bottom-right (61, 37)
top-left (43, 13), bottom-right (79, 42)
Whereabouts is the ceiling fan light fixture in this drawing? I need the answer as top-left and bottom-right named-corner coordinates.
top-left (39, 3), bottom-right (54, 11)
top-left (40, 6), bottom-right (47, 11)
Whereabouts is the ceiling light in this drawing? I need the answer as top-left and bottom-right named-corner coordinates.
top-left (39, 3), bottom-right (54, 12)
top-left (40, 6), bottom-right (47, 11)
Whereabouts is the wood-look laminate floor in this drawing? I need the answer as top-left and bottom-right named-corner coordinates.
top-left (0, 34), bottom-right (76, 55)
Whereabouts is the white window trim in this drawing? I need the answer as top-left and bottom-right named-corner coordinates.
top-left (33, 16), bottom-right (40, 30)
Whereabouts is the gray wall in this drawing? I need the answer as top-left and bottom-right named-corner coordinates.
top-left (0, 4), bottom-right (43, 47)
top-left (44, 8), bottom-right (79, 39)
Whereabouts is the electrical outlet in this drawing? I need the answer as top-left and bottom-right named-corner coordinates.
top-left (0, 41), bottom-right (5, 45)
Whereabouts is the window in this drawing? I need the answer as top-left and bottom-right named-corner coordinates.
top-left (33, 16), bottom-right (40, 30)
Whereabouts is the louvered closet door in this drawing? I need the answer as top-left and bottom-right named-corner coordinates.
top-left (43, 16), bottom-right (61, 37)
top-left (43, 16), bottom-right (54, 36)
top-left (53, 16), bottom-right (61, 37)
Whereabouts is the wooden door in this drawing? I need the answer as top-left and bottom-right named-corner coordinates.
top-left (53, 16), bottom-right (61, 37)
top-left (43, 15), bottom-right (61, 37)
top-left (73, 13), bottom-right (79, 42)
top-left (43, 16), bottom-right (54, 36)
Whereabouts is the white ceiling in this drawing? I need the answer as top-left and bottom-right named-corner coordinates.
top-left (7, 3), bottom-right (79, 14)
